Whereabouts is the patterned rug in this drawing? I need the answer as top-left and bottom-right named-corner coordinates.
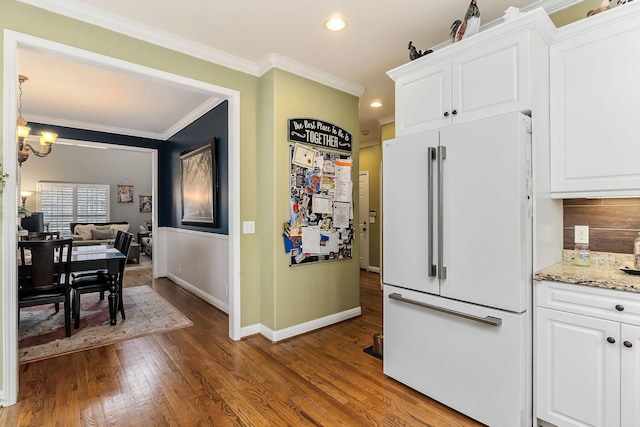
top-left (18, 285), bottom-right (192, 364)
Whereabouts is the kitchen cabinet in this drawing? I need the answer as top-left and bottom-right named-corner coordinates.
top-left (550, 3), bottom-right (640, 198)
top-left (388, 10), bottom-right (554, 137)
top-left (536, 280), bottom-right (640, 427)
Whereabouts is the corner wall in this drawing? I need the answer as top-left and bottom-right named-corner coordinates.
top-left (258, 69), bottom-right (361, 336)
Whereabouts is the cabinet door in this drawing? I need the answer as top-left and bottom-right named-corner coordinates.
top-left (395, 61), bottom-right (451, 136)
top-left (550, 13), bottom-right (640, 197)
top-left (621, 323), bottom-right (640, 427)
top-left (537, 307), bottom-right (620, 427)
top-left (451, 31), bottom-right (530, 125)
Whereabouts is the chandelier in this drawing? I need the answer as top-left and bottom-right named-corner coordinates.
top-left (17, 75), bottom-right (57, 167)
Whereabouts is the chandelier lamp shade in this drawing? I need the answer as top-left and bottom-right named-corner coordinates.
top-left (17, 75), bottom-right (57, 166)
top-left (20, 190), bottom-right (33, 208)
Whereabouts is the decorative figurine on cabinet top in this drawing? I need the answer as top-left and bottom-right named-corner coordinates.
top-left (450, 0), bottom-right (481, 43)
top-left (408, 41), bottom-right (433, 61)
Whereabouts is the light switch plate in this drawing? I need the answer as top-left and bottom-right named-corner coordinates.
top-left (243, 221), bottom-right (255, 234)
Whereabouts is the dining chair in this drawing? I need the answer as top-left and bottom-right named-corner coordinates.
top-left (70, 231), bottom-right (133, 328)
top-left (18, 238), bottom-right (74, 338)
top-left (25, 231), bottom-right (61, 240)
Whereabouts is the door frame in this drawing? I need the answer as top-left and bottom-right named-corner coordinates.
top-left (359, 171), bottom-right (370, 270)
top-left (2, 30), bottom-right (242, 406)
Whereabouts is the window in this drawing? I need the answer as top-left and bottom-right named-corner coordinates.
top-left (38, 182), bottom-right (110, 237)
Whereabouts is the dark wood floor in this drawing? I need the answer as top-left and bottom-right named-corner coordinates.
top-left (0, 268), bottom-right (483, 426)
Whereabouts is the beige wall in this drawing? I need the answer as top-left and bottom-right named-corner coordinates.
top-left (550, 0), bottom-right (608, 27)
top-left (19, 144), bottom-right (153, 234)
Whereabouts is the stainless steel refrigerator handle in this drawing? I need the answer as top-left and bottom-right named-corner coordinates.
top-left (437, 146), bottom-right (447, 280)
top-left (388, 293), bottom-right (503, 327)
top-left (427, 147), bottom-right (436, 277)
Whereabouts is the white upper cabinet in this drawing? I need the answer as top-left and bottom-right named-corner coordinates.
top-left (388, 9), bottom-right (554, 137)
top-left (550, 3), bottom-right (640, 198)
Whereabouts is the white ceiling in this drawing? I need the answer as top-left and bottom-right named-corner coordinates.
top-left (16, 0), bottom-right (579, 145)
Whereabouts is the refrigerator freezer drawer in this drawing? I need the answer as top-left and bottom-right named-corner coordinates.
top-left (383, 285), bottom-right (531, 427)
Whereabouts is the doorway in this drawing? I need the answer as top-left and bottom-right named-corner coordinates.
top-left (359, 171), bottom-right (370, 270)
top-left (2, 30), bottom-right (242, 406)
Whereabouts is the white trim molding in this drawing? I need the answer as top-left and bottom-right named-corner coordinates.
top-left (257, 307), bottom-right (362, 342)
top-left (2, 29), bottom-right (243, 407)
top-left (17, 0), bottom-right (364, 97)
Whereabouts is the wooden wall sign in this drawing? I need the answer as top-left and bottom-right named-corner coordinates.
top-left (287, 118), bottom-right (352, 153)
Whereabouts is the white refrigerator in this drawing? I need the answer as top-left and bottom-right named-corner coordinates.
top-left (382, 112), bottom-right (533, 427)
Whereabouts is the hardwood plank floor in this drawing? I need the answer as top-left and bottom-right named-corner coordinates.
top-left (0, 269), bottom-right (484, 426)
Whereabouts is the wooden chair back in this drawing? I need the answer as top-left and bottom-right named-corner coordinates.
top-left (18, 239), bottom-right (73, 297)
top-left (114, 231), bottom-right (133, 259)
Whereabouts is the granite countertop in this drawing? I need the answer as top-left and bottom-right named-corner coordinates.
top-left (534, 251), bottom-right (640, 293)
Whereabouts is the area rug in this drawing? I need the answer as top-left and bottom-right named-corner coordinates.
top-left (18, 285), bottom-right (192, 364)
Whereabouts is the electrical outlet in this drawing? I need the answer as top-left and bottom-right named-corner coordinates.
top-left (575, 225), bottom-right (589, 244)
top-left (177, 262), bottom-right (182, 272)
top-left (224, 283), bottom-right (228, 295)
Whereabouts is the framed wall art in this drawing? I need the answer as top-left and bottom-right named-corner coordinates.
top-left (180, 138), bottom-right (218, 227)
top-left (139, 195), bottom-right (152, 212)
top-left (117, 185), bottom-right (133, 203)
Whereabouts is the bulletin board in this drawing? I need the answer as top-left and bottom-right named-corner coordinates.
top-left (284, 143), bottom-right (354, 266)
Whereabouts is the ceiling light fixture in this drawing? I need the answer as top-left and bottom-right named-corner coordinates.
top-left (370, 101), bottom-right (382, 108)
top-left (326, 16), bottom-right (346, 31)
top-left (17, 75), bottom-right (57, 167)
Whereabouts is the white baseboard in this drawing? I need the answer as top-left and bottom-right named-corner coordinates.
top-left (240, 323), bottom-right (261, 338)
top-left (243, 306), bottom-right (362, 342)
top-left (166, 272), bottom-right (229, 314)
top-left (367, 266), bottom-right (380, 273)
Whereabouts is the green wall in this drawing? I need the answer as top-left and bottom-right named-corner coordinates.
top-left (359, 144), bottom-right (382, 269)
top-left (259, 69), bottom-right (361, 330)
top-left (1, 0), bottom-right (360, 390)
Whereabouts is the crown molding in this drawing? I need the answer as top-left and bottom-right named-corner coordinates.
top-left (163, 96), bottom-right (225, 139)
top-left (378, 115), bottom-right (395, 125)
top-left (18, 0), bottom-right (363, 96)
top-left (259, 54), bottom-right (364, 97)
top-left (24, 94), bottom-right (224, 140)
top-left (25, 113), bottom-right (167, 140)
top-left (19, 0), bottom-right (260, 75)
top-left (524, 0), bottom-right (584, 14)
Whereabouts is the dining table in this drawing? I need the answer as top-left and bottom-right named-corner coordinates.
top-left (70, 244), bottom-right (126, 325)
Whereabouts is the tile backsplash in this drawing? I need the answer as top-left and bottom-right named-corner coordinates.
top-left (563, 198), bottom-right (640, 254)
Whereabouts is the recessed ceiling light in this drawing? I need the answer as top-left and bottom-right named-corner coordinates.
top-left (370, 101), bottom-right (382, 108)
top-left (326, 16), bottom-right (346, 31)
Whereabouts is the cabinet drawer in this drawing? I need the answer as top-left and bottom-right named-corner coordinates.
top-left (537, 281), bottom-right (640, 326)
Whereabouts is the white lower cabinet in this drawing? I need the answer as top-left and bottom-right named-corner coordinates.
top-left (621, 323), bottom-right (640, 427)
top-left (536, 281), bottom-right (640, 427)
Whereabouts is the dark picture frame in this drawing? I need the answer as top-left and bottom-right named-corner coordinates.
top-left (180, 138), bottom-right (218, 227)
top-left (139, 195), bottom-right (152, 212)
